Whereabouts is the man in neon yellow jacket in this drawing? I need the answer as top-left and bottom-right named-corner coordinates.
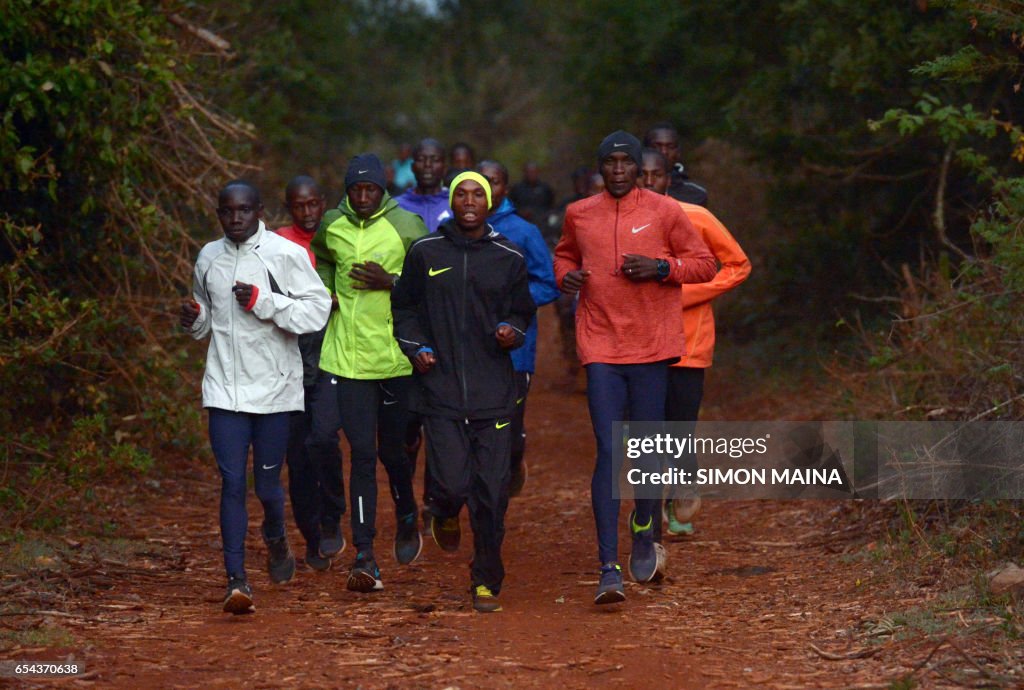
top-left (308, 154), bottom-right (429, 592)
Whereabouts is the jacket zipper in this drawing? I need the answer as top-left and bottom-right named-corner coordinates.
top-left (459, 246), bottom-right (469, 415)
top-left (350, 219), bottom-right (365, 376)
top-left (231, 245), bottom-right (240, 411)
top-left (613, 199), bottom-right (620, 275)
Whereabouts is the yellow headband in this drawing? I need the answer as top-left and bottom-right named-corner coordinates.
top-left (448, 171), bottom-right (492, 210)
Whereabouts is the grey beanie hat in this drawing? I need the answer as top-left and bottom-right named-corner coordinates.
top-left (344, 153), bottom-right (387, 191)
top-left (596, 130), bottom-right (643, 168)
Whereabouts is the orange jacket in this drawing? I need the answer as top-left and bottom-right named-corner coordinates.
top-left (674, 203), bottom-right (751, 368)
top-left (554, 188), bottom-right (716, 365)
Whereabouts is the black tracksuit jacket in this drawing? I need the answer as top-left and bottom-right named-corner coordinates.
top-left (392, 221), bottom-right (537, 420)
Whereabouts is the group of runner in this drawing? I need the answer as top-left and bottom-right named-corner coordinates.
top-left (179, 124), bottom-right (750, 615)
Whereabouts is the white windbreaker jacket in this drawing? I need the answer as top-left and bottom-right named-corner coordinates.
top-left (188, 221), bottom-right (331, 413)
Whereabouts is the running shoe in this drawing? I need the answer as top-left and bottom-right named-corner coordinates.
top-left (319, 521), bottom-right (346, 558)
top-left (223, 576), bottom-right (255, 614)
top-left (430, 514), bottom-right (461, 552)
top-left (471, 584), bottom-right (502, 613)
top-left (394, 511), bottom-right (423, 565)
top-left (509, 459), bottom-right (528, 498)
top-left (594, 562), bottom-right (625, 605)
top-left (263, 529), bottom-right (296, 585)
top-left (305, 542), bottom-right (331, 572)
top-left (664, 497), bottom-right (699, 536)
top-left (346, 552), bottom-right (383, 592)
top-left (627, 510), bottom-right (657, 583)
top-left (652, 542), bottom-right (668, 582)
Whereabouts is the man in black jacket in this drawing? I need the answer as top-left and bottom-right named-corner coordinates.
top-left (392, 171), bottom-right (536, 613)
top-left (643, 122), bottom-right (709, 207)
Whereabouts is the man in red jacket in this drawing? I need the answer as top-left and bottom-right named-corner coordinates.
top-left (554, 130), bottom-right (716, 605)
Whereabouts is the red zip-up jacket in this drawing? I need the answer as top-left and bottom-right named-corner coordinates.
top-left (554, 187), bottom-right (716, 365)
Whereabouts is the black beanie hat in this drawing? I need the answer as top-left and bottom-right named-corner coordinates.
top-left (596, 130), bottom-right (642, 168)
top-left (344, 153), bottom-right (387, 191)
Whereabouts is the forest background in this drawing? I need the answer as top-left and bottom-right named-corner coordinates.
top-left (1, 0), bottom-right (1022, 567)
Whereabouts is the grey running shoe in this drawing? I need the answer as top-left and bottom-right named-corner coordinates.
top-left (305, 543), bottom-right (331, 572)
top-left (346, 552), bottom-right (383, 593)
top-left (319, 521), bottom-right (346, 558)
top-left (627, 510), bottom-right (657, 583)
top-left (594, 562), bottom-right (625, 605)
top-left (394, 511), bottom-right (423, 565)
top-left (223, 576), bottom-right (255, 614)
top-left (263, 530), bottom-right (296, 584)
top-left (471, 584), bottom-right (502, 613)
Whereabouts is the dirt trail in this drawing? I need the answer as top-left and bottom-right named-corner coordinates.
top-left (1, 310), bottom-right (984, 688)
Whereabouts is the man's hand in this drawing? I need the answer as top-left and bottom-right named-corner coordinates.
top-left (621, 254), bottom-right (659, 281)
top-left (495, 324), bottom-right (518, 349)
top-left (412, 350), bottom-right (437, 374)
top-left (179, 299), bottom-right (200, 329)
top-left (350, 261), bottom-right (396, 290)
top-left (232, 281), bottom-right (255, 308)
top-left (561, 269), bottom-right (590, 293)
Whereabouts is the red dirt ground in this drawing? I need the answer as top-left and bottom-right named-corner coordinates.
top-left (2, 309), bottom-right (1019, 689)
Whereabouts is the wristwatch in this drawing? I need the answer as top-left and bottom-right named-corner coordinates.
top-left (656, 259), bottom-right (671, 281)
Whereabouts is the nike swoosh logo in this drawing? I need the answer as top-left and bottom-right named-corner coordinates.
top-left (631, 224), bottom-right (651, 234)
top-left (495, 420), bottom-right (510, 429)
top-left (515, 398), bottom-right (524, 405)
top-left (613, 142), bottom-right (628, 147)
top-left (428, 267), bottom-right (452, 277)
top-left (382, 399), bottom-right (398, 405)
top-left (358, 169), bottom-right (368, 174)
top-left (261, 464), bottom-right (278, 470)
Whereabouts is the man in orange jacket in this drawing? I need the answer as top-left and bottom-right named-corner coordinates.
top-left (638, 148), bottom-right (752, 538)
top-left (554, 131), bottom-right (716, 604)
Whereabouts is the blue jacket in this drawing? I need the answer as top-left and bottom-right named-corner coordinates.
top-left (396, 189), bottom-right (452, 233)
top-left (489, 199), bottom-right (560, 372)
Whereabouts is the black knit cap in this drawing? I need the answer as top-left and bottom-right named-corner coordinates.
top-left (344, 153), bottom-right (387, 191)
top-left (596, 130), bottom-right (643, 168)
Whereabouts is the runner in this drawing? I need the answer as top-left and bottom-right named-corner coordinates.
top-left (395, 138), bottom-right (452, 233)
top-left (638, 148), bottom-right (751, 538)
top-left (309, 154), bottom-right (429, 592)
top-left (554, 131), bottom-right (716, 604)
top-left (478, 160), bottom-right (560, 496)
top-left (276, 176), bottom-right (345, 573)
top-left (643, 122), bottom-right (709, 207)
top-left (179, 180), bottom-right (331, 614)
top-left (392, 172), bottom-right (536, 613)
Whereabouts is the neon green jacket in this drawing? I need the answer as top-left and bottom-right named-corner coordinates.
top-left (311, 192), bottom-right (428, 380)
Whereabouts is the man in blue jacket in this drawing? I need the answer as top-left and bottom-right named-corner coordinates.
top-left (478, 160), bottom-right (560, 496)
top-left (395, 138), bottom-right (452, 233)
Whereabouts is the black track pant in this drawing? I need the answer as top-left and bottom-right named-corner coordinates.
top-left (510, 371), bottom-right (531, 474)
top-left (336, 376), bottom-right (417, 553)
top-left (655, 366), bottom-right (705, 542)
top-left (423, 415), bottom-right (512, 593)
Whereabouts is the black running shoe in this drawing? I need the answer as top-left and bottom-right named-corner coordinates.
top-left (319, 521), bottom-right (346, 559)
top-left (305, 543), bottom-right (331, 572)
top-left (471, 584), bottom-right (502, 613)
top-left (394, 511), bottom-right (423, 565)
top-left (223, 576), bottom-right (255, 614)
top-left (346, 552), bottom-right (383, 593)
top-left (430, 514), bottom-right (461, 552)
top-left (509, 459), bottom-right (528, 498)
top-left (263, 529), bottom-right (296, 584)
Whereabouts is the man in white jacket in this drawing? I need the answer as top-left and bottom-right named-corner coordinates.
top-left (180, 180), bottom-right (331, 614)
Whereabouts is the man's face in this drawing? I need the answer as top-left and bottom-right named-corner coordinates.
top-left (286, 186), bottom-right (325, 232)
top-left (412, 144), bottom-right (445, 191)
top-left (451, 180), bottom-right (488, 231)
top-left (599, 152), bottom-right (639, 199)
top-left (478, 164), bottom-right (507, 211)
top-left (640, 155), bottom-right (670, 195)
top-left (347, 182), bottom-right (384, 220)
top-left (647, 129), bottom-right (680, 166)
top-left (451, 147), bottom-right (474, 170)
top-left (218, 186), bottom-right (262, 243)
